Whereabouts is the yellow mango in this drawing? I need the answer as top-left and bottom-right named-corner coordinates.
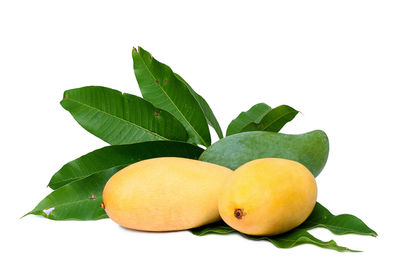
top-left (218, 158), bottom-right (317, 236)
top-left (102, 157), bottom-right (233, 231)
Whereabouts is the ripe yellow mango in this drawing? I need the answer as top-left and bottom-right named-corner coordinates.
top-left (102, 157), bottom-right (233, 231)
top-left (218, 158), bottom-right (317, 236)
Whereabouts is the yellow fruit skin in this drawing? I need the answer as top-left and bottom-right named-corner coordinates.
top-left (218, 158), bottom-right (317, 236)
top-left (103, 157), bottom-right (233, 231)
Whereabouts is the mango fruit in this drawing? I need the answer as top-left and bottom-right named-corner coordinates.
top-left (199, 130), bottom-right (329, 177)
top-left (102, 157), bottom-right (233, 231)
top-left (218, 158), bottom-right (317, 236)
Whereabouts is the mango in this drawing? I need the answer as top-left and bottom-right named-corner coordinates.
top-left (102, 157), bottom-right (233, 231)
top-left (199, 130), bottom-right (329, 177)
top-left (218, 158), bottom-right (317, 236)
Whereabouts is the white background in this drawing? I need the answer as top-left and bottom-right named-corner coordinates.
top-left (1, 0), bottom-right (399, 266)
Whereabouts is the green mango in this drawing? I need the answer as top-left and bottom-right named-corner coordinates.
top-left (199, 130), bottom-right (329, 177)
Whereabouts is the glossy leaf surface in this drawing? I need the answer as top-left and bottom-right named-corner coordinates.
top-left (226, 103), bottom-right (271, 136)
top-left (132, 47), bottom-right (211, 146)
top-left (190, 221), bottom-right (357, 252)
top-left (242, 105), bottom-right (298, 133)
top-left (299, 203), bottom-right (377, 236)
top-left (48, 141), bottom-right (204, 189)
top-left (175, 73), bottom-right (223, 139)
top-left (61, 86), bottom-right (188, 145)
top-left (25, 168), bottom-right (121, 220)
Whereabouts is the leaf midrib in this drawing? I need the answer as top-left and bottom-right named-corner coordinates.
top-left (253, 107), bottom-right (271, 123)
top-left (136, 51), bottom-right (207, 146)
top-left (194, 228), bottom-right (351, 251)
top-left (260, 110), bottom-right (297, 131)
top-left (30, 197), bottom-right (102, 215)
top-left (49, 163), bottom-right (130, 188)
top-left (303, 219), bottom-right (375, 235)
top-left (243, 232), bottom-right (349, 251)
top-left (64, 97), bottom-right (167, 141)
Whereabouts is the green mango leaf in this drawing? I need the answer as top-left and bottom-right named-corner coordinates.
top-left (299, 203), bottom-right (377, 236)
top-left (61, 86), bottom-right (188, 145)
top-left (199, 130), bottom-right (329, 177)
top-left (190, 221), bottom-right (357, 252)
top-left (190, 221), bottom-right (236, 235)
top-left (191, 201), bottom-right (376, 251)
top-left (132, 47), bottom-right (211, 146)
top-left (246, 228), bottom-right (357, 252)
top-left (226, 103), bottom-right (271, 136)
top-left (24, 167), bottom-right (121, 220)
top-left (242, 105), bottom-right (299, 133)
top-left (174, 73), bottom-right (223, 139)
top-left (48, 141), bottom-right (204, 189)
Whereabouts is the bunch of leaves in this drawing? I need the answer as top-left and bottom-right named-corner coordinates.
top-left (25, 47), bottom-right (376, 251)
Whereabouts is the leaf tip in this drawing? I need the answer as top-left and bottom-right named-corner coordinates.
top-left (47, 180), bottom-right (56, 189)
top-left (20, 212), bottom-right (31, 219)
top-left (135, 46), bottom-right (145, 55)
top-left (62, 89), bottom-right (70, 99)
top-left (346, 248), bottom-right (363, 253)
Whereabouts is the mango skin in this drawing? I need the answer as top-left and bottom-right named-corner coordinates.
top-left (199, 130), bottom-right (329, 177)
top-left (103, 157), bottom-right (233, 231)
top-left (218, 158), bottom-right (317, 236)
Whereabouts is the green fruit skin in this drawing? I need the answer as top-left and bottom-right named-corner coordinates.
top-left (199, 130), bottom-right (329, 177)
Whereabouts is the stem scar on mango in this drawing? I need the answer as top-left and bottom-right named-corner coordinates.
top-left (234, 208), bottom-right (246, 219)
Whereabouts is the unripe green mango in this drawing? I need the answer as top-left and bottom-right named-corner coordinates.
top-left (199, 130), bottom-right (329, 177)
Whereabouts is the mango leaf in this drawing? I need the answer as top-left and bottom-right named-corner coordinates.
top-left (242, 105), bottom-right (298, 133)
top-left (299, 203), bottom-right (377, 236)
top-left (190, 221), bottom-right (357, 252)
top-left (190, 221), bottom-right (236, 235)
top-left (199, 130), bottom-right (329, 177)
top-left (226, 103), bottom-right (271, 136)
top-left (48, 141), bottom-right (204, 189)
top-left (245, 229), bottom-right (357, 252)
top-left (24, 167), bottom-right (121, 220)
top-left (175, 73), bottom-right (223, 139)
top-left (191, 201), bottom-right (377, 251)
top-left (61, 86), bottom-right (188, 145)
top-left (132, 47), bottom-right (211, 146)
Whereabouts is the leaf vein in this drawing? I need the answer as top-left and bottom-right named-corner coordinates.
top-left (64, 97), bottom-right (167, 140)
top-left (136, 51), bottom-right (207, 146)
